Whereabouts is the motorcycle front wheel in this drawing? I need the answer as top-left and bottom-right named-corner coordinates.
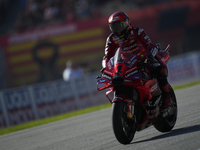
top-left (112, 101), bottom-right (136, 144)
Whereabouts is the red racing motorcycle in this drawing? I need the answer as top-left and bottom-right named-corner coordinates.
top-left (97, 44), bottom-right (177, 144)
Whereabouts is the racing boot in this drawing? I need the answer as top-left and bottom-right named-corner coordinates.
top-left (160, 83), bottom-right (171, 117)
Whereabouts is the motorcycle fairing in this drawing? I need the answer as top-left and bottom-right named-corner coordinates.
top-left (136, 79), bottom-right (161, 104)
top-left (97, 77), bottom-right (112, 91)
top-left (96, 44), bottom-right (177, 144)
top-left (97, 46), bottom-right (166, 127)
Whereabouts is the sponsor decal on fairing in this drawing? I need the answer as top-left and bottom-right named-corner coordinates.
top-left (110, 58), bottom-right (114, 66)
top-left (125, 70), bottom-right (138, 78)
top-left (126, 55), bottom-right (137, 67)
top-left (130, 74), bottom-right (141, 79)
top-left (102, 73), bottom-right (112, 80)
top-left (127, 55), bottom-right (137, 64)
top-left (98, 78), bottom-right (107, 83)
top-left (125, 67), bottom-right (137, 74)
top-left (104, 70), bottom-right (112, 75)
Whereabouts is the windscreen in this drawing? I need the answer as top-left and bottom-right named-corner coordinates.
top-left (113, 48), bottom-right (137, 66)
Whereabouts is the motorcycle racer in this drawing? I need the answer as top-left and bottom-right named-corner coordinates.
top-left (101, 11), bottom-right (170, 114)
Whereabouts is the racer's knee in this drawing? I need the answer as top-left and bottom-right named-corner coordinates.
top-left (155, 65), bottom-right (168, 78)
top-left (155, 65), bottom-right (168, 86)
top-left (157, 77), bottom-right (168, 86)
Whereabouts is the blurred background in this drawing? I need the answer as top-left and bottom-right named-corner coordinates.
top-left (0, 0), bottom-right (200, 89)
top-left (1, 0), bottom-right (200, 128)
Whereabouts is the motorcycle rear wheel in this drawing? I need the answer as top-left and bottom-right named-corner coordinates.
top-left (112, 101), bottom-right (136, 144)
top-left (154, 85), bottom-right (177, 132)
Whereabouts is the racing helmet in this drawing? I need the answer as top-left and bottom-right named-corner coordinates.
top-left (108, 11), bottom-right (131, 39)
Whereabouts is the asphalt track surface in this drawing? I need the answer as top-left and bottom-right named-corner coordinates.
top-left (0, 84), bottom-right (200, 150)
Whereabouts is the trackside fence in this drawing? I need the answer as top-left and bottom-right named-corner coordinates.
top-left (0, 51), bottom-right (200, 128)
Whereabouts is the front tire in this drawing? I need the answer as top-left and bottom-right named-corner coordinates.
top-left (154, 85), bottom-right (177, 132)
top-left (112, 102), bottom-right (136, 144)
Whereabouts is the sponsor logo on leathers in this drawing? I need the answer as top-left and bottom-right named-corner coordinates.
top-left (138, 28), bottom-right (144, 35)
top-left (121, 42), bottom-right (138, 51)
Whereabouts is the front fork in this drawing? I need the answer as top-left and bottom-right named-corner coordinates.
top-left (106, 88), bottom-right (136, 120)
top-left (127, 101), bottom-right (135, 119)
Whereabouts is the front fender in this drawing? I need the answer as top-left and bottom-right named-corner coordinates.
top-left (112, 96), bottom-right (132, 104)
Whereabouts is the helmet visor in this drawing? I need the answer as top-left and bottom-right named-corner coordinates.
top-left (109, 21), bottom-right (128, 34)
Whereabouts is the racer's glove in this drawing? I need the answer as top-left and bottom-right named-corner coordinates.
top-left (146, 55), bottom-right (160, 70)
top-left (150, 47), bottom-right (158, 57)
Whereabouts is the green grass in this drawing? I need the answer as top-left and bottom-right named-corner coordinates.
top-left (173, 80), bottom-right (200, 90)
top-left (0, 80), bottom-right (200, 136)
top-left (0, 103), bottom-right (112, 136)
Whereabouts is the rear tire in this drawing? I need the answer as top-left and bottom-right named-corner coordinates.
top-left (112, 102), bottom-right (136, 144)
top-left (154, 85), bottom-right (177, 132)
